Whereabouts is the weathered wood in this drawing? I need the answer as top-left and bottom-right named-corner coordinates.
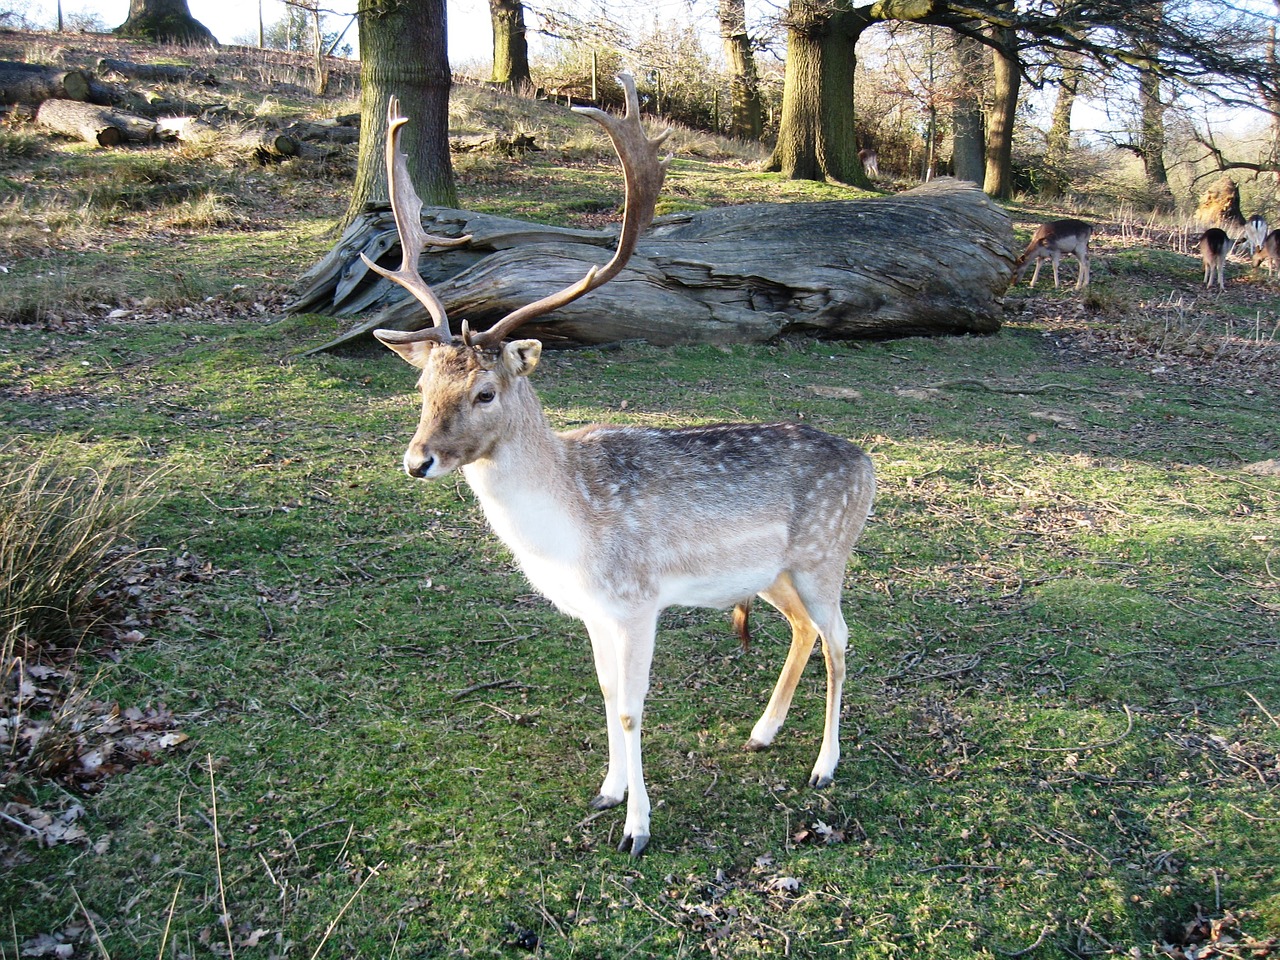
top-left (97, 56), bottom-right (217, 86)
top-left (291, 178), bottom-right (1017, 350)
top-left (35, 98), bottom-right (157, 146)
top-left (0, 61), bottom-right (91, 105)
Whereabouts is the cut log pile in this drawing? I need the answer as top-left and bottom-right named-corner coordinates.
top-left (1, 54), bottom-right (358, 160)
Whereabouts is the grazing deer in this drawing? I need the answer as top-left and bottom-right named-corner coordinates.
top-left (1013, 219), bottom-right (1091, 290)
top-left (1252, 229), bottom-right (1279, 277)
top-left (858, 148), bottom-right (879, 179)
top-left (366, 75), bottom-right (876, 857)
top-left (1199, 227), bottom-right (1231, 291)
top-left (1244, 214), bottom-right (1269, 258)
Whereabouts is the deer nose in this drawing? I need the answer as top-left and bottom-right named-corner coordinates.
top-left (406, 455), bottom-right (434, 479)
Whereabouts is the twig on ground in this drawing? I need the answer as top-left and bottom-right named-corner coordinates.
top-left (1022, 704), bottom-right (1134, 752)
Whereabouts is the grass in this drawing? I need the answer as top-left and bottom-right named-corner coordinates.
top-left (1, 36), bottom-right (1278, 960)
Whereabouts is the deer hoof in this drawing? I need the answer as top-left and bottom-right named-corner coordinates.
top-left (590, 793), bottom-right (624, 811)
top-left (808, 772), bottom-right (834, 789)
top-left (743, 737), bottom-right (769, 752)
top-left (618, 831), bottom-right (649, 857)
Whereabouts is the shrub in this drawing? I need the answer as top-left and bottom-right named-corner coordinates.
top-left (0, 445), bottom-right (159, 661)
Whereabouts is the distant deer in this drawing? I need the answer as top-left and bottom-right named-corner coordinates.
top-left (1199, 227), bottom-right (1231, 291)
top-left (1014, 219), bottom-right (1091, 290)
top-left (1252, 229), bottom-right (1279, 277)
top-left (858, 148), bottom-right (879, 179)
top-left (365, 75), bottom-right (876, 857)
top-left (1244, 214), bottom-right (1269, 258)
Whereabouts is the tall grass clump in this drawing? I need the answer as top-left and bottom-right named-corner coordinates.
top-left (0, 444), bottom-right (159, 662)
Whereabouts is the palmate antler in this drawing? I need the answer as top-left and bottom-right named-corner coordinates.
top-left (370, 73), bottom-right (671, 352)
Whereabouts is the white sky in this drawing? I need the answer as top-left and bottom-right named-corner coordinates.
top-left (17, 0), bottom-right (498, 63)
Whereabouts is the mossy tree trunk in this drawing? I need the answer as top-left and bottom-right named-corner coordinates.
top-left (719, 0), bottom-right (763, 140)
top-left (767, 0), bottom-right (873, 185)
top-left (983, 9), bottom-right (1019, 199)
top-left (949, 31), bottom-right (986, 186)
top-left (489, 0), bottom-right (532, 91)
top-left (1042, 49), bottom-right (1082, 196)
top-left (113, 0), bottom-right (216, 45)
top-left (342, 0), bottom-right (457, 231)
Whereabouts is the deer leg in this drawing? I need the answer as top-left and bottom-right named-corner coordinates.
top-left (790, 572), bottom-right (848, 789)
top-left (746, 573), bottom-right (818, 752)
top-left (610, 610), bottom-right (657, 856)
top-left (585, 618), bottom-right (628, 812)
top-left (1051, 252), bottom-right (1062, 289)
top-left (1077, 251), bottom-right (1089, 289)
top-left (1028, 259), bottom-right (1044, 288)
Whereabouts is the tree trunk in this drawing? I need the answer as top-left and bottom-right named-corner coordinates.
top-left (950, 33), bottom-right (986, 186)
top-left (983, 10), bottom-right (1019, 199)
top-left (113, 0), bottom-right (216, 45)
top-left (1042, 49), bottom-right (1082, 196)
top-left (489, 0), bottom-right (532, 90)
top-left (768, 0), bottom-right (872, 185)
top-left (293, 179), bottom-right (1015, 351)
top-left (0, 61), bottom-right (92, 105)
top-left (719, 0), bottom-right (763, 140)
top-left (342, 0), bottom-right (457, 231)
top-left (35, 99), bottom-right (157, 146)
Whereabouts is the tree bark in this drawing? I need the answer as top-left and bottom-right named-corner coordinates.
top-left (949, 33), bottom-right (986, 186)
top-left (1042, 49), bottom-right (1082, 196)
top-left (983, 10), bottom-right (1019, 198)
top-left (35, 99), bottom-right (157, 146)
top-left (0, 61), bottom-right (92, 105)
top-left (768, 0), bottom-right (873, 185)
top-left (719, 0), bottom-right (763, 140)
top-left (489, 0), bottom-right (533, 90)
top-left (292, 179), bottom-right (1015, 351)
top-left (113, 0), bottom-right (216, 45)
top-left (343, 0), bottom-right (457, 231)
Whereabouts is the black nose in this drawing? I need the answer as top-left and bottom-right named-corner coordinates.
top-left (408, 456), bottom-right (434, 478)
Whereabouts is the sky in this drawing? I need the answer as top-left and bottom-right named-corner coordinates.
top-left (17, 0), bottom-right (498, 64)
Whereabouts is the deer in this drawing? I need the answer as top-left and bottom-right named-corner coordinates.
top-left (858, 148), bottom-right (879, 179)
top-left (1252, 229), bottom-right (1279, 278)
top-left (1244, 214), bottom-right (1269, 258)
top-left (1199, 227), bottom-right (1231, 291)
top-left (1013, 219), bottom-right (1091, 290)
top-left (364, 75), bottom-right (876, 857)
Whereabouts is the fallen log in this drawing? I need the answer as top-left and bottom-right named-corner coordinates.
top-left (35, 98), bottom-right (157, 146)
top-left (290, 178), bottom-right (1017, 350)
top-left (97, 56), bottom-right (217, 86)
top-left (0, 60), bottom-right (91, 105)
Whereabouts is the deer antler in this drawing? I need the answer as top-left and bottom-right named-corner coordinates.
top-left (372, 74), bottom-right (669, 352)
top-left (363, 95), bottom-right (471, 345)
top-left (467, 73), bottom-right (671, 349)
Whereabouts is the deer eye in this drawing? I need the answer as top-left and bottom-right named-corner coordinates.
top-left (475, 388), bottom-right (496, 405)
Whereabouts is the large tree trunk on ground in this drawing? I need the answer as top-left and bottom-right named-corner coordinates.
top-left (114, 0), bottom-right (216, 45)
top-left (292, 179), bottom-right (1015, 351)
top-left (0, 61), bottom-right (92, 105)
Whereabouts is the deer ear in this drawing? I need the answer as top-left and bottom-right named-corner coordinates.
top-left (503, 339), bottom-right (542, 377)
top-left (374, 329), bottom-right (436, 370)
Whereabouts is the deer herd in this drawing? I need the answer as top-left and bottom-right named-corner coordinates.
top-left (366, 74), bottom-right (1271, 855)
top-left (1012, 210), bottom-right (1276, 294)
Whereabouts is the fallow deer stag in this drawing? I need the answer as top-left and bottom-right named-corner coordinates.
top-left (1014, 219), bottom-right (1092, 290)
top-left (365, 75), bottom-right (876, 856)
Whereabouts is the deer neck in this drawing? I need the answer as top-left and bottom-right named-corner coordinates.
top-left (461, 381), bottom-right (580, 568)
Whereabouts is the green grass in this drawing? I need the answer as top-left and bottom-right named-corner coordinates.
top-left (2, 318), bottom-right (1276, 958)
top-left (1, 44), bottom-right (1278, 960)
